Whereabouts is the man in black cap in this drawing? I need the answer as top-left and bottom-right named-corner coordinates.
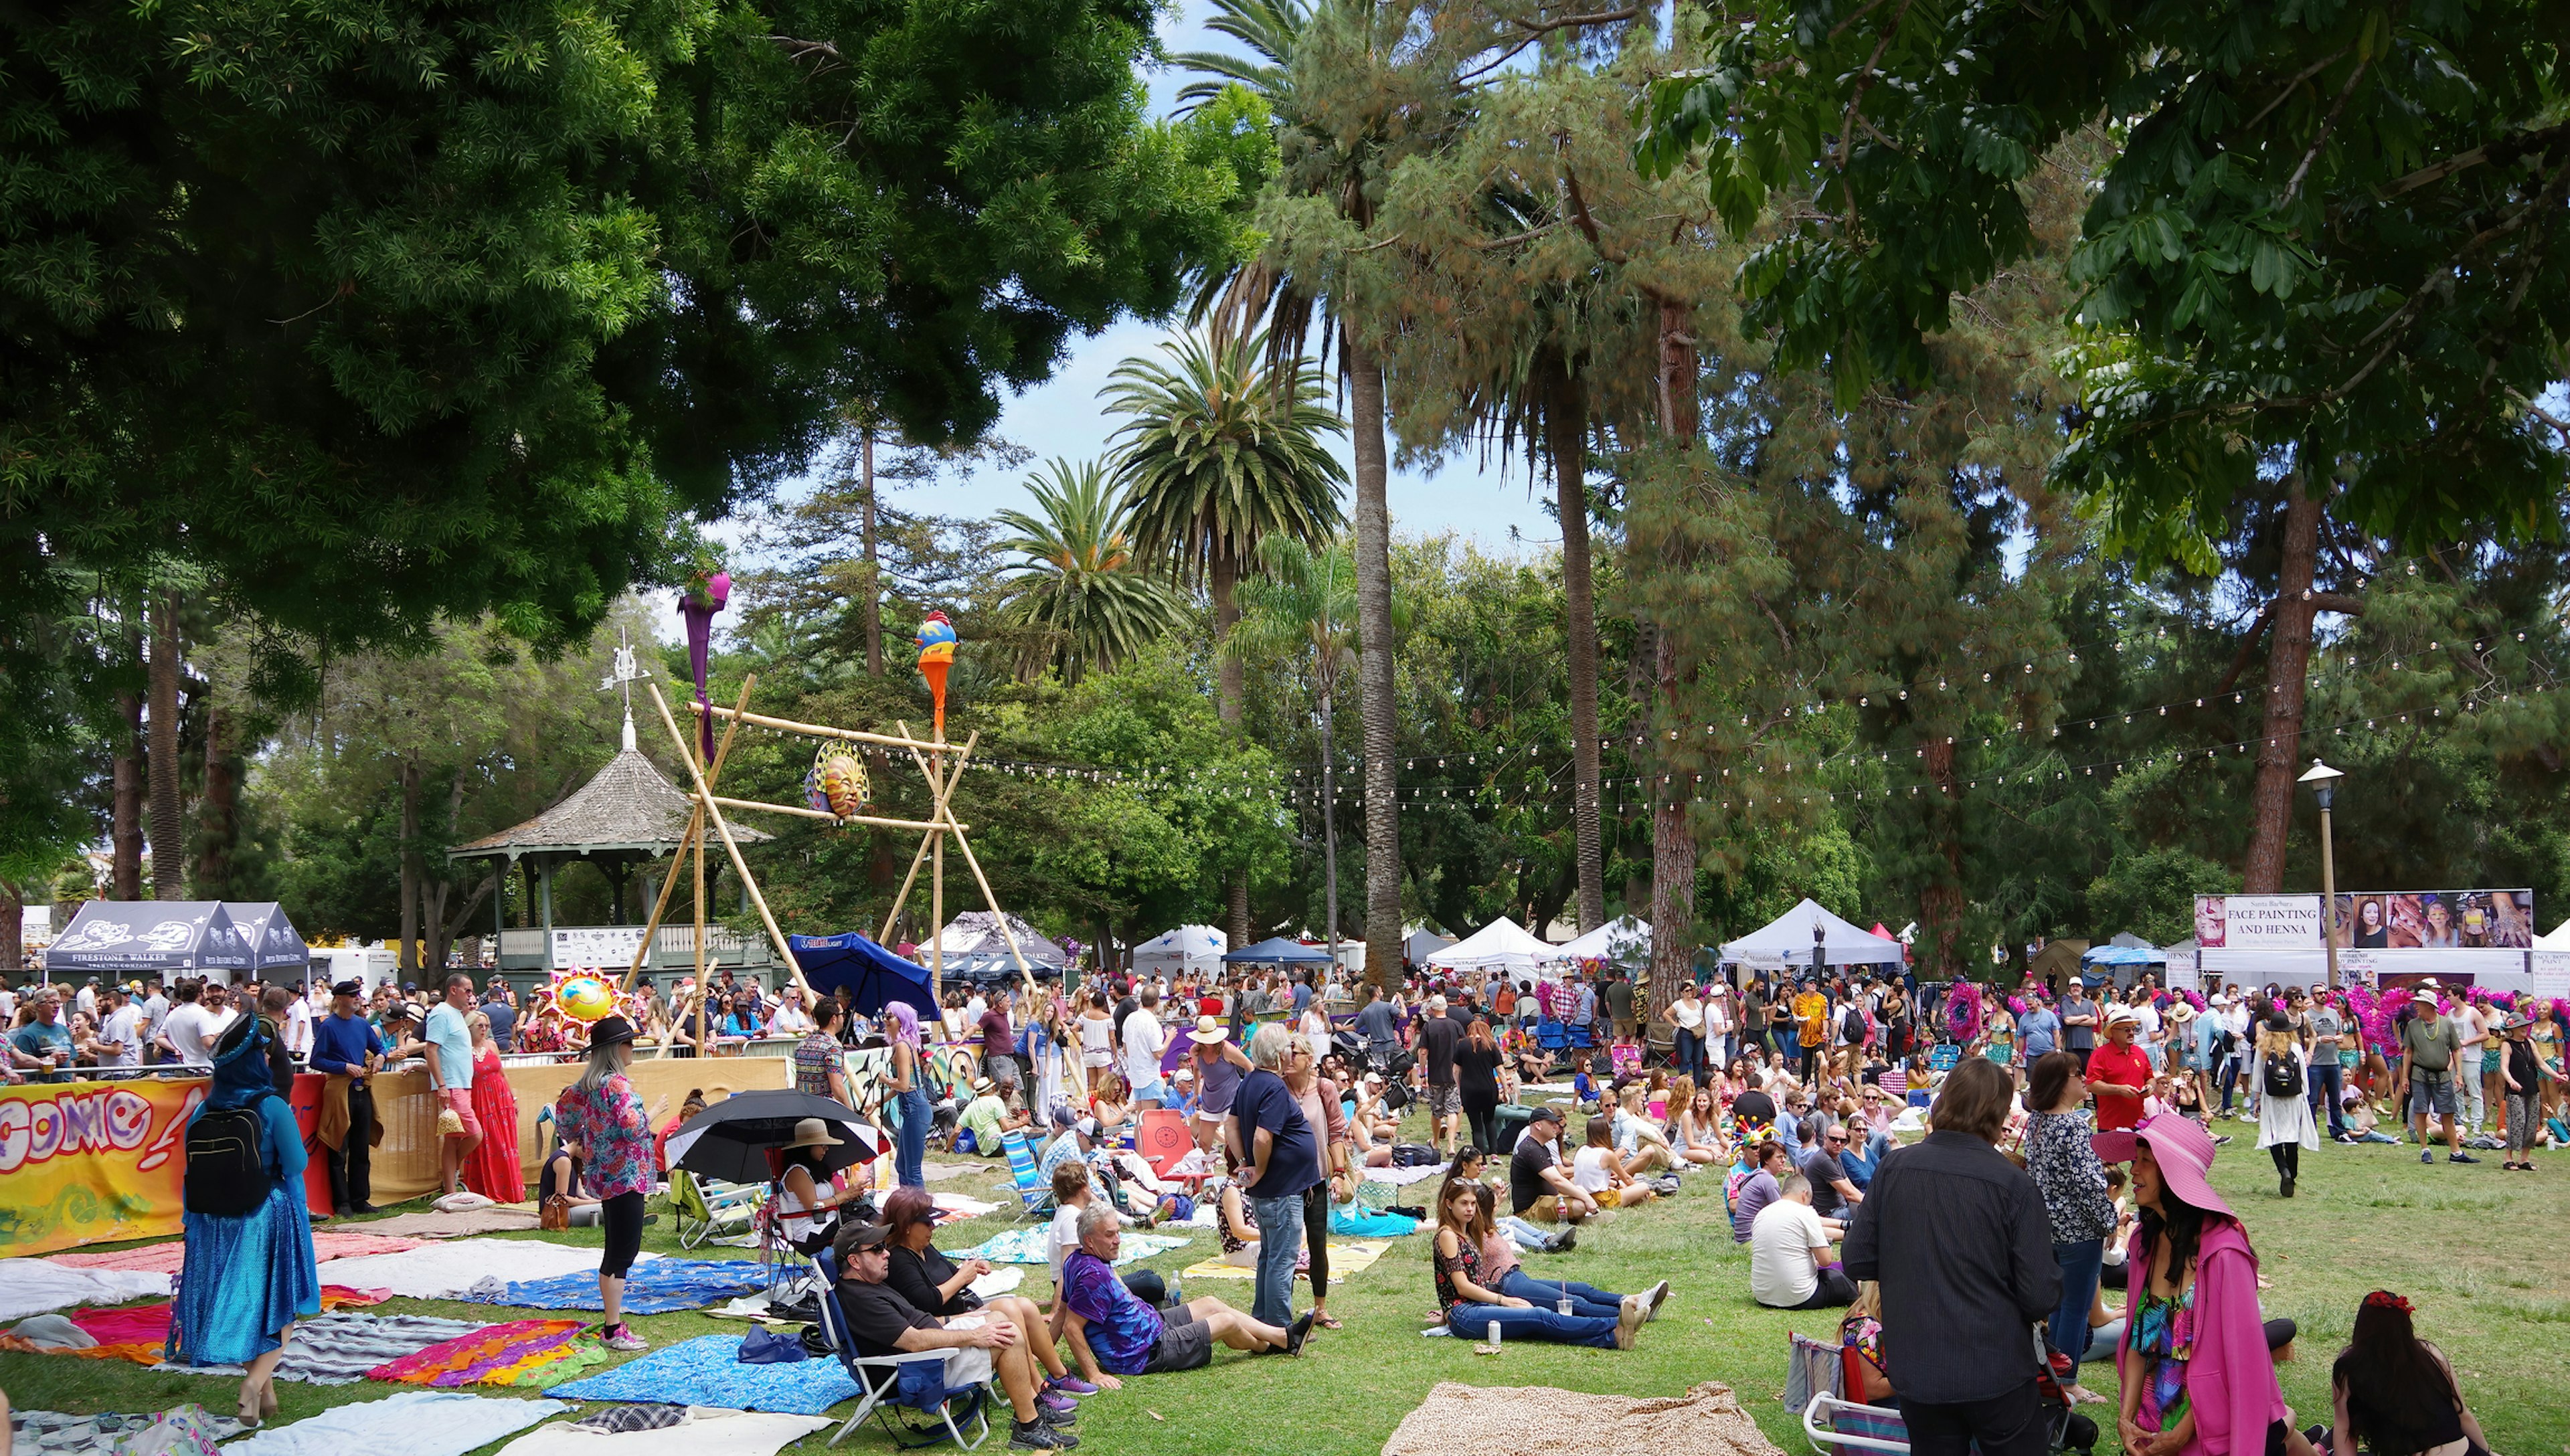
top-left (310, 980), bottom-right (386, 1215)
top-left (833, 1220), bottom-right (1081, 1451)
top-left (1507, 1107), bottom-right (1600, 1223)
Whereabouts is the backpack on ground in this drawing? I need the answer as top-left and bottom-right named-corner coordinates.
top-left (2261, 1048), bottom-right (2303, 1099)
top-left (183, 1105), bottom-right (270, 1216)
top-left (1390, 1142), bottom-right (1441, 1167)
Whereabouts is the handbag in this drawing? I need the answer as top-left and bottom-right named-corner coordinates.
top-left (540, 1194), bottom-right (572, 1231)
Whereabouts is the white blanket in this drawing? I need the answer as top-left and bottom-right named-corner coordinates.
top-left (0, 1259), bottom-right (171, 1322)
top-left (306, 1239), bottom-right (658, 1300)
top-left (494, 1413), bottom-right (829, 1456)
top-left (222, 1391), bottom-right (564, 1456)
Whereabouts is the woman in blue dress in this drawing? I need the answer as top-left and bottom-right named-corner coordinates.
top-left (167, 1014), bottom-right (321, 1425)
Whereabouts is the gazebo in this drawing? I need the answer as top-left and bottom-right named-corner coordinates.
top-left (448, 724), bottom-right (770, 979)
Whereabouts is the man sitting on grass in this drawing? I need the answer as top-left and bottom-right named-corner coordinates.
top-left (833, 1221), bottom-right (1080, 1451)
top-left (1056, 1203), bottom-right (1309, 1385)
top-left (958, 1079), bottom-right (1032, 1156)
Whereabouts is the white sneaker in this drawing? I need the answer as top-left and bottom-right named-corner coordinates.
top-left (1643, 1280), bottom-right (1670, 1321)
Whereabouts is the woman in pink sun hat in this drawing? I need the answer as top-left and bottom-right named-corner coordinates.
top-left (2091, 1115), bottom-right (2316, 1456)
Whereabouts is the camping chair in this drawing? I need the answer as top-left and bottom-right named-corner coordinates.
top-left (810, 1249), bottom-right (992, 1451)
top-left (999, 1128), bottom-right (1052, 1217)
top-left (669, 1168), bottom-right (762, 1251)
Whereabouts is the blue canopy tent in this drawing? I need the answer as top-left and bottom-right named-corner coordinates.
top-left (43, 901), bottom-right (256, 980)
top-left (1221, 935), bottom-right (1331, 966)
top-left (2079, 943), bottom-right (2166, 968)
top-left (789, 933), bottom-right (938, 1020)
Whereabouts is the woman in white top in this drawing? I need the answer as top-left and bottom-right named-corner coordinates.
top-left (2253, 1008), bottom-right (2320, 1197)
top-left (1076, 988), bottom-right (1116, 1094)
top-left (1298, 998), bottom-right (1333, 1070)
top-left (1669, 1086), bottom-right (1727, 1165)
top-left (1664, 984), bottom-right (1708, 1082)
top-left (1571, 1113), bottom-right (1656, 1206)
top-left (771, 1117), bottom-right (861, 1255)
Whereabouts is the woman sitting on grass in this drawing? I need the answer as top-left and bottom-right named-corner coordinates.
top-left (1669, 1085), bottom-right (1727, 1166)
top-left (2324, 1291), bottom-right (2491, 1456)
top-left (1469, 1182), bottom-right (1657, 1318)
top-left (1611, 1084), bottom-right (1679, 1173)
top-left (1430, 1176), bottom-right (1644, 1348)
top-left (1571, 1114), bottom-right (1657, 1208)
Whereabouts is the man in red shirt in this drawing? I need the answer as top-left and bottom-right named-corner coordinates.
top-left (2085, 1006), bottom-right (2152, 1133)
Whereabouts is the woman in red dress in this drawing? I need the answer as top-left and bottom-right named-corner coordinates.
top-left (462, 1010), bottom-right (525, 1202)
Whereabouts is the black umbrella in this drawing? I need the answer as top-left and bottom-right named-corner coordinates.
top-left (665, 1089), bottom-right (883, 1182)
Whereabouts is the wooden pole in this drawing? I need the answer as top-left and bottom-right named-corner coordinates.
top-left (708, 796), bottom-right (956, 833)
top-left (689, 702), bottom-right (946, 755)
top-left (876, 733), bottom-right (980, 945)
top-left (646, 680), bottom-right (812, 997)
top-left (693, 807), bottom-right (707, 1050)
top-left (620, 678), bottom-right (752, 990)
top-left (897, 720), bottom-right (1037, 996)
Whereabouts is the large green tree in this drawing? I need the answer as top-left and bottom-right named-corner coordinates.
top-left (995, 459), bottom-right (1191, 685)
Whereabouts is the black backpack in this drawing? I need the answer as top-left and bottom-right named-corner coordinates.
top-left (183, 1104), bottom-right (271, 1216)
top-left (2261, 1048), bottom-right (2303, 1099)
top-left (1841, 1006), bottom-right (1867, 1043)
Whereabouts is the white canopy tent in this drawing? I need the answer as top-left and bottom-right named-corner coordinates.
top-left (1424, 916), bottom-right (1558, 978)
top-left (1718, 898), bottom-right (1905, 970)
top-left (1545, 916), bottom-right (1651, 968)
top-left (1130, 924), bottom-right (1226, 979)
top-left (2536, 920), bottom-right (2570, 951)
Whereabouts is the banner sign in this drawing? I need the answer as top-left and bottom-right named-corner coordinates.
top-left (550, 926), bottom-right (650, 969)
top-left (2194, 895), bottom-right (2323, 949)
top-left (2331, 889), bottom-right (2535, 949)
top-left (2529, 951), bottom-right (2570, 1000)
top-left (0, 1077), bottom-right (203, 1257)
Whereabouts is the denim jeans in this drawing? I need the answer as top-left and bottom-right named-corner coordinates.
top-left (1498, 1215), bottom-right (1554, 1251)
top-left (1496, 1267), bottom-right (1622, 1319)
top-left (1445, 1302), bottom-right (1618, 1347)
top-left (895, 1085), bottom-right (932, 1187)
top-left (2306, 1058), bottom-right (2345, 1138)
top-left (1674, 1028), bottom-right (1703, 1082)
top-left (1249, 1191), bottom-right (1304, 1329)
top-left (2049, 1238), bottom-right (2104, 1372)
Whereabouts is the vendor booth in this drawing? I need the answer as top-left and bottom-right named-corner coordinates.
top-left (1131, 924), bottom-right (1226, 980)
top-left (1222, 935), bottom-right (1332, 968)
top-left (228, 901), bottom-right (317, 986)
top-left (788, 932), bottom-right (937, 1018)
top-left (41, 901), bottom-right (256, 982)
top-left (1547, 916), bottom-right (1650, 969)
top-left (932, 911), bottom-right (1069, 984)
top-left (1402, 926), bottom-right (1456, 967)
top-left (1424, 916), bottom-right (1557, 980)
top-left (1717, 898), bottom-right (1905, 972)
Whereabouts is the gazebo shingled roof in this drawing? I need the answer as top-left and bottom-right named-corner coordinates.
top-left (450, 747), bottom-right (770, 860)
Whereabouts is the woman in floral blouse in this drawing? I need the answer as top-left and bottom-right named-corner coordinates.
top-left (2025, 1049), bottom-right (2117, 1405)
top-left (553, 1015), bottom-right (654, 1351)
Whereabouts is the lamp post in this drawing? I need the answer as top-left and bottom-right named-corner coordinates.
top-left (2298, 759), bottom-right (2346, 988)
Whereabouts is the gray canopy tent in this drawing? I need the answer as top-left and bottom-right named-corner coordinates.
top-left (42, 901), bottom-right (257, 981)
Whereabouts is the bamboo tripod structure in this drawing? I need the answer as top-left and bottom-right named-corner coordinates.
top-left (617, 676), bottom-right (1035, 1055)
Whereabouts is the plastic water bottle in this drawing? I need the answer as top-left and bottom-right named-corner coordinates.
top-left (1557, 1286), bottom-right (1573, 1318)
top-left (1488, 1317), bottom-right (1503, 1348)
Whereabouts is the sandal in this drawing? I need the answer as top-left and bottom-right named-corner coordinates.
top-left (1312, 1311), bottom-right (1342, 1330)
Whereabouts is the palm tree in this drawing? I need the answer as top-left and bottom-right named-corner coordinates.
top-left (1221, 536), bottom-right (1365, 951)
top-left (993, 459), bottom-right (1190, 685)
top-left (1108, 327), bottom-right (1347, 943)
top-left (1171, 0), bottom-right (1462, 985)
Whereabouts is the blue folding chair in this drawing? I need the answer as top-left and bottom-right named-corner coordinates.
top-left (810, 1249), bottom-right (993, 1450)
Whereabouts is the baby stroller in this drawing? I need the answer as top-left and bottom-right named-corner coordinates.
top-left (1795, 1328), bottom-right (2093, 1456)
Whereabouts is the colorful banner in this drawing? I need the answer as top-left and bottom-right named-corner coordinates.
top-left (0, 1077), bottom-right (203, 1257)
top-left (2332, 889), bottom-right (2535, 949)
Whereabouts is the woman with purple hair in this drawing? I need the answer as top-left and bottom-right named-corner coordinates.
top-left (887, 1000), bottom-right (933, 1187)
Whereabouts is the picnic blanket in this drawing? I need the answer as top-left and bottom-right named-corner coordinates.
top-left (47, 1289), bottom-right (392, 1366)
top-left (494, 1412), bottom-right (830, 1456)
top-left (312, 1239), bottom-right (657, 1300)
top-left (548, 1336), bottom-right (859, 1417)
top-left (46, 1231), bottom-right (422, 1277)
top-left (369, 1319), bottom-right (608, 1388)
top-left (1181, 1241), bottom-right (1387, 1286)
top-left (151, 1313), bottom-right (488, 1384)
top-left (1380, 1380), bottom-right (1783, 1456)
top-left (954, 1226), bottom-right (1188, 1267)
top-left (222, 1391), bottom-right (566, 1456)
top-left (353, 1208), bottom-right (543, 1239)
top-left (930, 1192), bottom-right (1000, 1222)
top-left (0, 1261), bottom-right (169, 1322)
top-left (1330, 1206), bottom-right (1424, 1238)
top-left (9, 1406), bottom-right (252, 1456)
top-left (460, 1260), bottom-right (769, 1315)
top-left (1361, 1164), bottom-right (1445, 1187)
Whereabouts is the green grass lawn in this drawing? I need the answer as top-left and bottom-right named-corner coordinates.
top-left (8, 1125), bottom-right (2563, 1456)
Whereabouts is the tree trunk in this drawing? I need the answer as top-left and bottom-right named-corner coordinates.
top-left (2243, 476), bottom-right (2322, 893)
top-left (1347, 330), bottom-right (1403, 989)
top-left (1319, 682), bottom-right (1340, 951)
top-left (1920, 734), bottom-right (1964, 979)
top-left (399, 759), bottom-right (422, 976)
top-left (862, 428), bottom-right (883, 678)
top-left (1647, 298), bottom-right (1699, 1023)
top-left (113, 687), bottom-right (145, 901)
top-left (196, 697), bottom-right (239, 896)
top-left (1549, 360), bottom-right (1606, 933)
top-left (147, 590), bottom-right (184, 900)
top-left (1211, 547), bottom-right (1250, 945)
top-left (1, 879), bottom-right (22, 972)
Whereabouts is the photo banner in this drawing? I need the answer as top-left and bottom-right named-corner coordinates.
top-left (0, 1077), bottom-right (204, 1257)
top-left (2330, 889), bottom-right (2535, 949)
top-left (2193, 895), bottom-right (2323, 949)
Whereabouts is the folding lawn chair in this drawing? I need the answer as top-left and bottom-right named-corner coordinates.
top-left (999, 1128), bottom-right (1052, 1217)
top-left (669, 1168), bottom-right (763, 1250)
top-left (810, 1249), bottom-right (993, 1451)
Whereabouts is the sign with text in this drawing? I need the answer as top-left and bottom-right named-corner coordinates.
top-left (2193, 895), bottom-right (2323, 949)
top-left (549, 926), bottom-right (650, 970)
top-left (0, 1077), bottom-right (202, 1257)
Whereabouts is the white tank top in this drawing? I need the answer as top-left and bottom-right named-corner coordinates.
top-left (1080, 1014), bottom-right (1113, 1055)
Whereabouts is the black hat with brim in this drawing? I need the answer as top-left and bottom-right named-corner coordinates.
top-left (588, 1014), bottom-right (637, 1048)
